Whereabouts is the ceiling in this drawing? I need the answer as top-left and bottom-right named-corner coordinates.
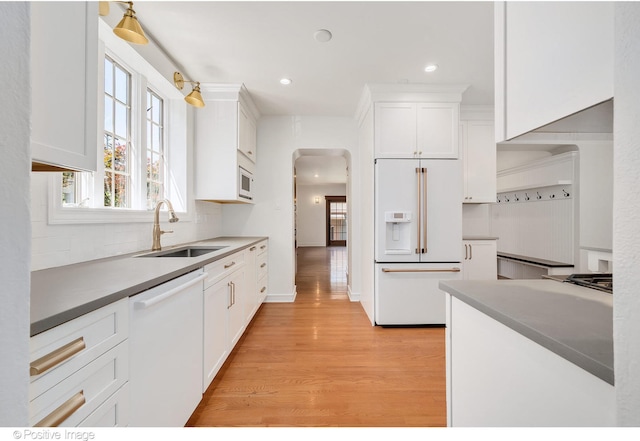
top-left (123, 1), bottom-right (495, 183)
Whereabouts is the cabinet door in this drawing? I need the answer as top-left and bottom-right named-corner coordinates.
top-left (463, 240), bottom-right (497, 280)
top-left (462, 120), bottom-right (496, 203)
top-left (30, 2), bottom-right (98, 171)
top-left (244, 246), bottom-right (258, 323)
top-left (203, 278), bottom-right (229, 393)
top-left (374, 103), bottom-right (417, 158)
top-left (228, 268), bottom-right (246, 350)
top-left (238, 103), bottom-right (257, 163)
top-left (416, 103), bottom-right (459, 158)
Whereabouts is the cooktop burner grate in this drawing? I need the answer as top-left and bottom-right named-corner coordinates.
top-left (564, 273), bottom-right (613, 293)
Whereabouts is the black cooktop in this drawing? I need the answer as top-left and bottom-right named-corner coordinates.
top-left (564, 273), bottom-right (613, 294)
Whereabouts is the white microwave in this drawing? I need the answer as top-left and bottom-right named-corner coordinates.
top-left (238, 166), bottom-right (254, 201)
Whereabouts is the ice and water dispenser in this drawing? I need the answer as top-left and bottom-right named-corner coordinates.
top-left (383, 211), bottom-right (412, 255)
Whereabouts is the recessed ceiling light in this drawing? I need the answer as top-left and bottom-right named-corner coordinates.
top-left (425, 64), bottom-right (439, 73)
top-left (314, 29), bottom-right (332, 43)
top-left (280, 78), bottom-right (292, 85)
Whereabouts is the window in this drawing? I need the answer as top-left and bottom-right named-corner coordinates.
top-left (50, 19), bottom-right (188, 224)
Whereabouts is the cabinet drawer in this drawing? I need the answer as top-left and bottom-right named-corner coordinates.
top-left (29, 341), bottom-right (129, 427)
top-left (258, 274), bottom-right (268, 302)
top-left (257, 253), bottom-right (268, 280)
top-left (78, 383), bottom-right (129, 427)
top-left (30, 299), bottom-right (128, 401)
top-left (204, 251), bottom-right (245, 289)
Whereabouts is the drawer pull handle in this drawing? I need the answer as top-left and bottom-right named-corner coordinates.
top-left (35, 390), bottom-right (85, 427)
top-left (381, 267), bottom-right (461, 273)
top-left (250, 246), bottom-right (257, 251)
top-left (260, 263), bottom-right (266, 268)
top-left (260, 245), bottom-right (266, 250)
top-left (30, 337), bottom-right (86, 376)
top-left (224, 261), bottom-right (236, 269)
top-left (260, 287), bottom-right (266, 293)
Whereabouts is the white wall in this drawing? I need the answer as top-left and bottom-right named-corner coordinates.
top-left (221, 116), bottom-right (359, 302)
top-left (0, 1), bottom-right (30, 426)
top-left (614, 2), bottom-right (640, 426)
top-left (296, 183), bottom-right (346, 247)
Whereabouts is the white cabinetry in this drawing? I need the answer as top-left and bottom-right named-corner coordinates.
top-left (374, 102), bottom-right (460, 158)
top-left (446, 295), bottom-right (615, 426)
top-left (257, 241), bottom-right (269, 304)
top-left (495, 2), bottom-right (614, 141)
top-left (460, 114), bottom-right (496, 203)
top-left (30, 1), bottom-right (98, 172)
top-left (29, 299), bottom-right (129, 427)
top-left (202, 251), bottom-right (246, 392)
top-left (462, 240), bottom-right (497, 280)
top-left (195, 84), bottom-right (260, 203)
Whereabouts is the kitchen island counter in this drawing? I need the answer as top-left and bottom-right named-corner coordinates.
top-left (30, 236), bottom-right (267, 336)
top-left (439, 279), bottom-right (613, 385)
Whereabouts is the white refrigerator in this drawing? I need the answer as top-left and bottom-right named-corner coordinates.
top-left (374, 158), bottom-right (462, 325)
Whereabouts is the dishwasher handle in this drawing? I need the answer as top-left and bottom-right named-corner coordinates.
top-left (134, 272), bottom-right (208, 309)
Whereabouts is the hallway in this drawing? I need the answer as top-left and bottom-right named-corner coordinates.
top-left (187, 246), bottom-right (447, 427)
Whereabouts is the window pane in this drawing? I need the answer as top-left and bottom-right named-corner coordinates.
top-left (104, 98), bottom-right (113, 133)
top-left (115, 67), bottom-right (128, 103)
top-left (104, 58), bottom-right (113, 96)
top-left (104, 172), bottom-right (113, 207)
top-left (152, 125), bottom-right (160, 152)
top-left (114, 139), bottom-right (127, 172)
top-left (103, 135), bottom-right (113, 169)
top-left (114, 174), bottom-right (128, 208)
top-left (62, 172), bottom-right (76, 205)
top-left (152, 94), bottom-right (161, 123)
top-left (115, 102), bottom-right (128, 138)
top-left (146, 150), bottom-right (152, 179)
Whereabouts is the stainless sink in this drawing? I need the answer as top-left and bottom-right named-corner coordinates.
top-left (136, 246), bottom-right (227, 258)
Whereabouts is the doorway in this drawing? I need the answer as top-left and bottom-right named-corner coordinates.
top-left (326, 196), bottom-right (347, 247)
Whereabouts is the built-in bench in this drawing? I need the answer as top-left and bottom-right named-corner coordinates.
top-left (497, 252), bottom-right (574, 279)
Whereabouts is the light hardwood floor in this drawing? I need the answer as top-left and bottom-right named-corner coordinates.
top-left (186, 246), bottom-right (447, 427)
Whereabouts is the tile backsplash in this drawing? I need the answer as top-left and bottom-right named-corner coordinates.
top-left (31, 173), bottom-right (223, 271)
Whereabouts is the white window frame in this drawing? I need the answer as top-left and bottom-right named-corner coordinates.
top-left (49, 19), bottom-right (189, 224)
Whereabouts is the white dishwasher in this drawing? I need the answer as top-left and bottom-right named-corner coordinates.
top-left (129, 269), bottom-right (206, 427)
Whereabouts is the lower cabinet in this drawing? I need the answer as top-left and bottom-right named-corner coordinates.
top-left (462, 239), bottom-right (497, 280)
top-left (202, 251), bottom-right (246, 393)
top-left (28, 298), bottom-right (129, 427)
top-left (446, 295), bottom-right (615, 426)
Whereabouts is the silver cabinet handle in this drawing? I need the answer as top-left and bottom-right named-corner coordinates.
top-left (422, 167), bottom-right (428, 254)
top-left (133, 273), bottom-right (208, 309)
top-left (30, 337), bottom-right (86, 376)
top-left (415, 167), bottom-right (421, 254)
top-left (464, 244), bottom-right (468, 260)
top-left (227, 281), bottom-right (233, 309)
top-left (260, 263), bottom-right (266, 268)
top-left (381, 267), bottom-right (461, 273)
top-left (260, 287), bottom-right (266, 293)
top-left (224, 261), bottom-right (236, 269)
top-left (260, 245), bottom-right (266, 250)
top-left (469, 244), bottom-right (473, 260)
top-left (35, 391), bottom-right (85, 427)
top-left (250, 246), bottom-right (256, 251)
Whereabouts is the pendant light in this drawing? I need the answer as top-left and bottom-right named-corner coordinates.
top-left (173, 72), bottom-right (205, 108)
top-left (112, 2), bottom-right (149, 45)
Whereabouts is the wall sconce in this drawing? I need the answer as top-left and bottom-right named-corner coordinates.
top-left (173, 72), bottom-right (205, 108)
top-left (314, 197), bottom-right (320, 204)
top-left (100, 1), bottom-right (149, 45)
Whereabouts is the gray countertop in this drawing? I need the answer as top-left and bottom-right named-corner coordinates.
top-left (30, 236), bottom-right (267, 337)
top-left (439, 279), bottom-right (614, 385)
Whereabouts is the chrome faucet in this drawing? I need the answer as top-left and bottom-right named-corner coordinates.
top-left (152, 199), bottom-right (179, 251)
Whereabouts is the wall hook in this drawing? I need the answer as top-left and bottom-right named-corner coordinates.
top-left (537, 192), bottom-right (542, 200)
top-left (525, 192), bottom-right (530, 201)
top-left (505, 196), bottom-right (510, 202)
top-left (549, 193), bottom-right (555, 199)
top-left (563, 189), bottom-right (570, 197)
top-left (514, 194), bottom-right (519, 201)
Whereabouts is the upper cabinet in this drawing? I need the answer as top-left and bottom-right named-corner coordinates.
top-left (194, 84), bottom-right (260, 203)
top-left (365, 84), bottom-right (467, 159)
top-left (374, 102), bottom-right (460, 159)
top-left (31, 2), bottom-right (98, 172)
top-left (460, 107), bottom-right (496, 203)
top-left (495, 2), bottom-right (614, 142)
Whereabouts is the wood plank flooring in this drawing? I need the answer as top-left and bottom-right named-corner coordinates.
top-left (186, 246), bottom-right (447, 427)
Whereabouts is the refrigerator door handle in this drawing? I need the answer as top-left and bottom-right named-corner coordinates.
top-left (381, 267), bottom-right (461, 273)
top-left (422, 167), bottom-right (428, 254)
top-left (415, 166), bottom-right (421, 255)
